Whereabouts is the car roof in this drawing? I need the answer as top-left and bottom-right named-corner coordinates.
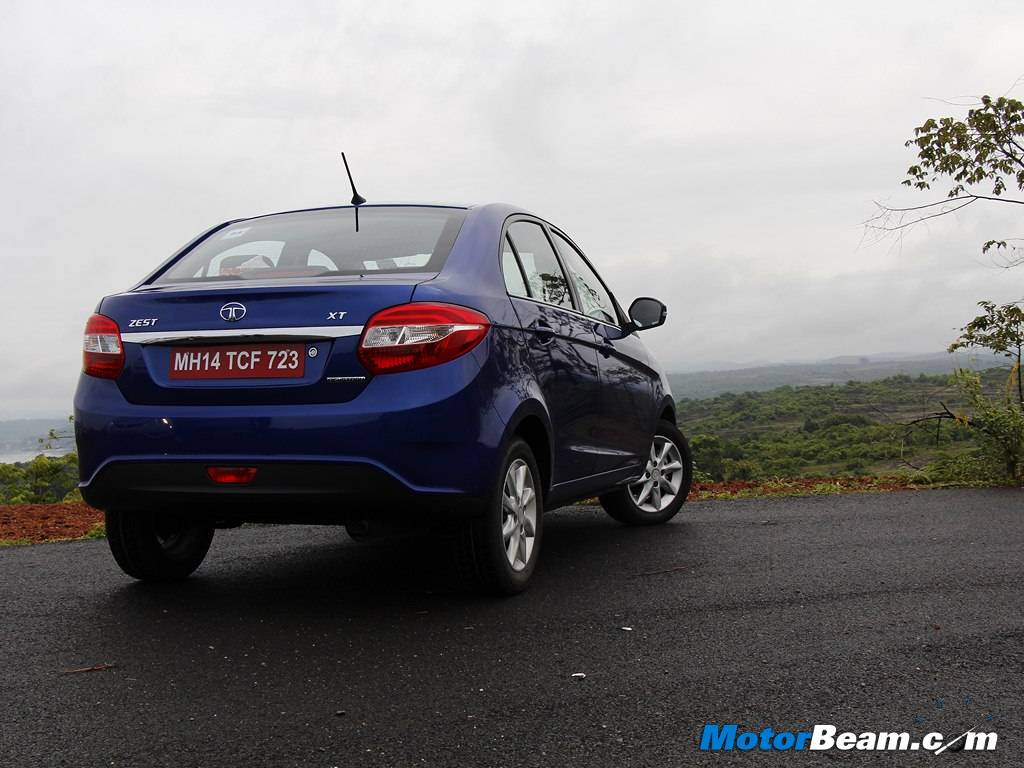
top-left (230, 201), bottom-right (541, 224)
top-left (237, 202), bottom-right (464, 221)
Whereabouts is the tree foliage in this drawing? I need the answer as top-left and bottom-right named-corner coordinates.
top-left (948, 300), bottom-right (1024, 404)
top-left (909, 302), bottom-right (1024, 484)
top-left (948, 370), bottom-right (1024, 484)
top-left (0, 454), bottom-right (80, 504)
top-left (945, 301), bottom-right (1024, 482)
top-left (904, 95), bottom-right (1024, 201)
top-left (872, 94), bottom-right (1024, 259)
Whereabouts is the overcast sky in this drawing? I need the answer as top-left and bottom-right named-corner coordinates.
top-left (2, 0), bottom-right (1022, 417)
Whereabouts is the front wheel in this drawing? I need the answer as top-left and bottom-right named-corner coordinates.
top-left (105, 509), bottom-right (215, 581)
top-left (600, 421), bottom-right (693, 525)
top-left (455, 438), bottom-right (544, 595)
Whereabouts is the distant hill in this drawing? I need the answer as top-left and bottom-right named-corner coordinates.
top-left (669, 352), bottom-right (1007, 400)
top-left (0, 418), bottom-right (74, 463)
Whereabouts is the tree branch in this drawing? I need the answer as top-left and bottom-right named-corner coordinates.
top-left (866, 198), bottom-right (977, 232)
top-left (869, 194), bottom-right (1024, 215)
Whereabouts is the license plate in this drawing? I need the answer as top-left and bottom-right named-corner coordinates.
top-left (169, 344), bottom-right (306, 380)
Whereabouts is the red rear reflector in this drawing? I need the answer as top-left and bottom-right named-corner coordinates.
top-left (82, 314), bottom-right (125, 379)
top-left (207, 467), bottom-right (259, 485)
top-left (358, 303), bottom-right (490, 375)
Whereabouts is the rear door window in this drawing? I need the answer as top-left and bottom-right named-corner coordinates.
top-left (507, 221), bottom-right (575, 310)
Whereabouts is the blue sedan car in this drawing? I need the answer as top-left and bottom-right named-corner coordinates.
top-left (75, 203), bottom-right (693, 593)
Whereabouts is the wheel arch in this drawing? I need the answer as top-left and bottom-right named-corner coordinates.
top-left (502, 400), bottom-right (554, 499)
top-left (658, 397), bottom-right (677, 425)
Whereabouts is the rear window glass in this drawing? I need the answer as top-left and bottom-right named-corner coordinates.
top-left (153, 206), bottom-right (466, 284)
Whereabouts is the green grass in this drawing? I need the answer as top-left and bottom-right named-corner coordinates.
top-left (0, 538), bottom-right (32, 547)
top-left (81, 522), bottom-right (106, 540)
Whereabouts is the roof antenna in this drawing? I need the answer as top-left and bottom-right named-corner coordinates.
top-left (341, 152), bottom-right (366, 232)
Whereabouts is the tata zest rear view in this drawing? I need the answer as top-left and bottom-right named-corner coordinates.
top-left (74, 203), bottom-right (693, 594)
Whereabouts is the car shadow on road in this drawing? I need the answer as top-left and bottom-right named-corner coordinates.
top-left (66, 510), bottom-right (699, 702)
top-left (96, 508), bottom-right (698, 623)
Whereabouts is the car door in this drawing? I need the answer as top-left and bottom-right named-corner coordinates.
top-left (549, 229), bottom-right (656, 472)
top-left (503, 220), bottom-right (606, 485)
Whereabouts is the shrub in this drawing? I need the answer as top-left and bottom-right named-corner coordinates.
top-left (723, 459), bottom-right (761, 481)
top-left (923, 450), bottom-right (1005, 485)
top-left (950, 370), bottom-right (1024, 484)
top-left (690, 434), bottom-right (725, 481)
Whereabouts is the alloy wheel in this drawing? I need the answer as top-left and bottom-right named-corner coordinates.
top-left (501, 458), bottom-right (537, 572)
top-left (628, 435), bottom-right (684, 513)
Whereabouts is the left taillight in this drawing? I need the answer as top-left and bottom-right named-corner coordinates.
top-left (358, 303), bottom-right (490, 375)
top-left (83, 313), bottom-right (124, 379)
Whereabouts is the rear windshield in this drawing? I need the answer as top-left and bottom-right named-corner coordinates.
top-left (153, 206), bottom-right (466, 284)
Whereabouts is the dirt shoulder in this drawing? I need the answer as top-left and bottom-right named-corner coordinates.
top-left (689, 475), bottom-right (928, 500)
top-left (0, 502), bottom-right (103, 544)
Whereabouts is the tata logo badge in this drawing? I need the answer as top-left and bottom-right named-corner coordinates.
top-left (220, 302), bottom-right (246, 322)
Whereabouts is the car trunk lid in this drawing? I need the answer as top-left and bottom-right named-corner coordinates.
top-left (100, 277), bottom-right (425, 405)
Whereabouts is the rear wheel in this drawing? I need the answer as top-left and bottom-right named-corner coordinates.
top-left (600, 421), bottom-right (693, 525)
top-left (105, 509), bottom-right (214, 581)
top-left (455, 438), bottom-right (543, 595)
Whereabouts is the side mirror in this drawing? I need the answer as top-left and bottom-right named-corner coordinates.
top-left (627, 297), bottom-right (667, 332)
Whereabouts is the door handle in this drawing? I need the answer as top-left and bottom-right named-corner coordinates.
top-left (531, 320), bottom-right (555, 344)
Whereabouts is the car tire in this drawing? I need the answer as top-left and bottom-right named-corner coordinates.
top-left (105, 509), bottom-right (215, 581)
top-left (600, 421), bottom-right (693, 526)
top-left (455, 438), bottom-right (544, 595)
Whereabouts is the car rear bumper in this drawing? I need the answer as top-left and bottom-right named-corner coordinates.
top-left (73, 352), bottom-right (507, 517)
top-left (80, 460), bottom-right (484, 522)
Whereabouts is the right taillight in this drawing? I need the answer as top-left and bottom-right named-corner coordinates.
top-left (83, 314), bottom-right (124, 379)
top-left (358, 303), bottom-right (490, 374)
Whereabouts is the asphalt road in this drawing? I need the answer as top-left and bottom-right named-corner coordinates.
top-left (1, 488), bottom-right (1022, 767)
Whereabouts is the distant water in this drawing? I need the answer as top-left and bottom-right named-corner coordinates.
top-left (0, 449), bottom-right (72, 465)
